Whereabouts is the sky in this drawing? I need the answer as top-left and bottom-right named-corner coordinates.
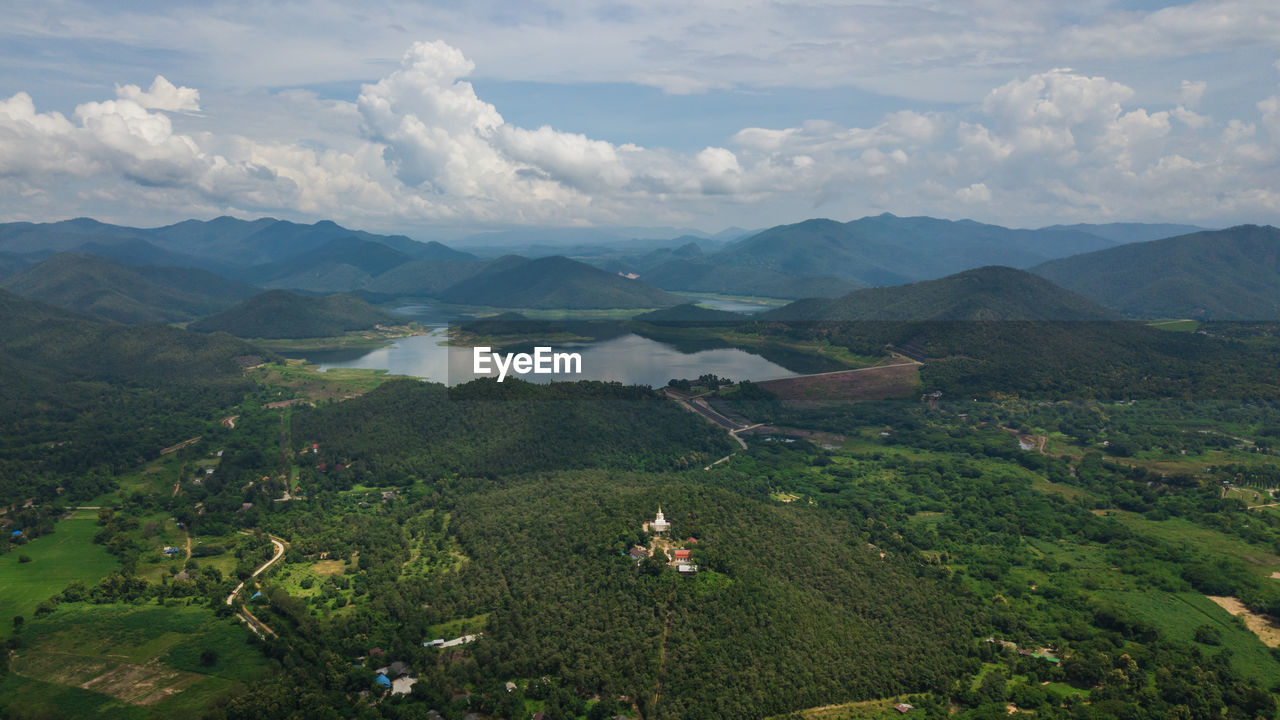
top-left (1, 0), bottom-right (1278, 237)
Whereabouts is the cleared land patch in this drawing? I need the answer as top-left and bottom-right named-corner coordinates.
top-left (754, 362), bottom-right (920, 408)
top-left (11, 650), bottom-right (206, 705)
top-left (1209, 596), bottom-right (1280, 648)
top-left (311, 558), bottom-right (346, 575)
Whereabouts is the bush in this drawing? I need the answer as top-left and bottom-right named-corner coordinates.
top-left (17, 554), bottom-right (32, 563)
top-left (200, 649), bottom-right (219, 666)
top-left (1194, 624), bottom-right (1223, 646)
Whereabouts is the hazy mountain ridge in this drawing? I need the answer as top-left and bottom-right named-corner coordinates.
top-left (712, 214), bottom-right (1122, 287)
top-left (1, 254), bottom-right (258, 324)
top-left (438, 255), bottom-right (685, 309)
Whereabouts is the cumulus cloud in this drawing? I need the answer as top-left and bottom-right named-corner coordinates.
top-left (114, 76), bottom-right (201, 113)
top-left (2, 41), bottom-right (1280, 229)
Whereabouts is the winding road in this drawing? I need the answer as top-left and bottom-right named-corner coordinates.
top-left (226, 534), bottom-right (287, 638)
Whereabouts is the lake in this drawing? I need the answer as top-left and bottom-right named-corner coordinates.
top-left (293, 302), bottom-right (840, 386)
top-left (302, 330), bottom-right (814, 387)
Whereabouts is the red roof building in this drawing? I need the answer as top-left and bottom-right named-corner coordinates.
top-left (673, 549), bottom-right (691, 561)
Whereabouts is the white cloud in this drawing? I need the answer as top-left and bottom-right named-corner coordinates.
top-left (114, 76), bottom-right (201, 113)
top-left (1057, 0), bottom-right (1280, 58)
top-left (2, 42), bottom-right (1280, 230)
top-left (1179, 80), bottom-right (1207, 109)
top-left (955, 182), bottom-right (992, 204)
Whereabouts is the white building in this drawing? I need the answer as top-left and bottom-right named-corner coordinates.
top-left (651, 507), bottom-right (670, 533)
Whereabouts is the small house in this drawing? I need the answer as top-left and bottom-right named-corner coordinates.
top-left (673, 549), bottom-right (691, 562)
top-left (375, 674), bottom-right (391, 689)
top-left (424, 639), bottom-right (445, 647)
top-left (677, 563), bottom-right (698, 575)
top-left (387, 661), bottom-right (410, 678)
top-left (894, 704), bottom-right (915, 714)
top-left (369, 647), bottom-right (385, 657)
top-left (628, 546), bottom-right (650, 560)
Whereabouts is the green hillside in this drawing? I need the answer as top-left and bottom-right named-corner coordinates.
top-left (765, 266), bottom-right (1118, 322)
top-left (188, 290), bottom-right (396, 338)
top-left (0, 290), bottom-right (261, 502)
top-left (438, 255), bottom-right (684, 309)
top-left (1, 254), bottom-right (258, 324)
top-left (1032, 225), bottom-right (1280, 319)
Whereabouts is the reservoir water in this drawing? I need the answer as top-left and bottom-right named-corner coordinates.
top-left (294, 303), bottom-right (837, 387)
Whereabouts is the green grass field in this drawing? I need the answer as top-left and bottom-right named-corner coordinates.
top-left (0, 603), bottom-right (270, 719)
top-left (427, 612), bottom-right (490, 640)
top-left (1093, 590), bottom-right (1280, 686)
top-left (1112, 513), bottom-right (1280, 577)
top-left (0, 510), bottom-right (119, 636)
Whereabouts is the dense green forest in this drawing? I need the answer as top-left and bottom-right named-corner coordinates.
top-left (291, 378), bottom-right (736, 483)
top-left (0, 290), bottom-right (262, 504)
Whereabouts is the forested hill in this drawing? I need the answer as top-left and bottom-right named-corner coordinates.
top-left (438, 255), bottom-right (684, 309)
top-left (1, 253), bottom-right (258, 324)
top-left (0, 290), bottom-right (261, 502)
top-left (1032, 224), bottom-right (1280, 319)
top-left (188, 290), bottom-right (396, 338)
top-left (764, 266), bottom-right (1118, 322)
top-left (291, 378), bottom-right (737, 482)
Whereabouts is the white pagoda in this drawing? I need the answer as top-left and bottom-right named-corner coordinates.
top-left (650, 507), bottom-right (671, 533)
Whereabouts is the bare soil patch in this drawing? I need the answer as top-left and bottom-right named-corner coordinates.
top-left (1208, 596), bottom-right (1280, 647)
top-left (756, 363), bottom-right (919, 408)
top-left (11, 650), bottom-right (206, 705)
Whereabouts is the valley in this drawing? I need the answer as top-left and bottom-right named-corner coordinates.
top-left (5, 216), bottom-right (1280, 720)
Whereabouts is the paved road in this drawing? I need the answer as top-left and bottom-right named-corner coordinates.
top-left (226, 534), bottom-right (287, 638)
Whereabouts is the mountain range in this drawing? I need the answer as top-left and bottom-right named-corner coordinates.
top-left (8, 214), bottom-right (1280, 322)
top-left (1, 254), bottom-right (258, 324)
top-left (1032, 225), bottom-right (1280, 320)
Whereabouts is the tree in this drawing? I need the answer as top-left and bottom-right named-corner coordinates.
top-left (201, 648), bottom-right (219, 666)
top-left (12, 615), bottom-right (23, 630)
